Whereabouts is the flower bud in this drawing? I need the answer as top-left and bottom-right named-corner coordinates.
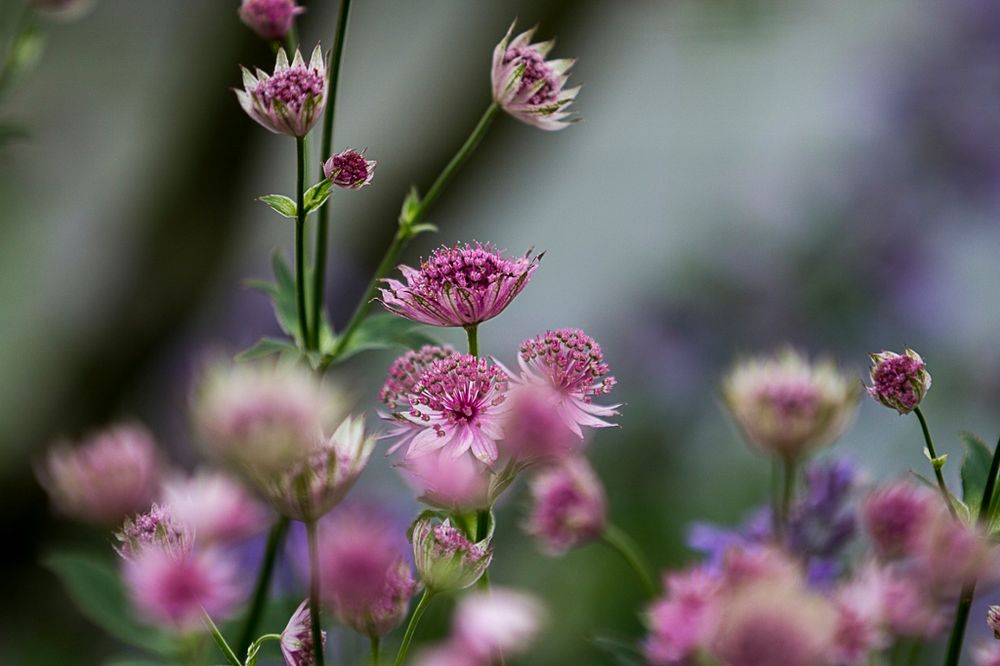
top-left (161, 471), bottom-right (268, 545)
top-left (862, 481), bottom-right (936, 560)
top-left (323, 148), bottom-right (376, 189)
top-left (866, 349), bottom-right (931, 414)
top-left (411, 514), bottom-right (493, 593)
top-left (280, 599), bottom-right (326, 666)
top-left (239, 0), bottom-right (304, 41)
top-left (989, 606), bottom-right (1000, 639)
top-left (115, 504), bottom-right (192, 561)
top-left (525, 457), bottom-right (607, 556)
top-left (397, 449), bottom-right (494, 512)
top-left (236, 45), bottom-right (327, 137)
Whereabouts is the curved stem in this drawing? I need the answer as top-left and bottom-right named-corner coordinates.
top-left (238, 516), bottom-right (290, 654)
top-left (465, 325), bottom-right (479, 357)
top-left (306, 520), bottom-right (326, 666)
top-left (295, 136), bottom-right (311, 349)
top-left (913, 407), bottom-right (957, 519)
top-left (601, 523), bottom-right (657, 598)
top-left (370, 635), bottom-right (381, 666)
top-left (392, 589), bottom-right (435, 666)
top-left (310, 0), bottom-right (353, 350)
top-left (204, 609), bottom-right (242, 666)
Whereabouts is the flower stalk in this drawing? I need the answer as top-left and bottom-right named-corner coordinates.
top-left (295, 135), bottom-right (311, 348)
top-left (601, 523), bottom-right (656, 598)
top-left (913, 406), bottom-right (957, 519)
top-left (238, 515), bottom-right (290, 654)
top-left (306, 519), bottom-right (326, 666)
top-left (392, 589), bottom-right (435, 666)
top-left (465, 325), bottom-right (479, 357)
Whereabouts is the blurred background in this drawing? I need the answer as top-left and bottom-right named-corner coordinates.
top-left (2, 0), bottom-right (1000, 663)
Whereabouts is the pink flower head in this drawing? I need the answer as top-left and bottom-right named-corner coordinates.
top-left (491, 23), bottom-right (579, 130)
top-left (525, 456), bottom-right (606, 556)
top-left (828, 565), bottom-right (893, 666)
top-left (975, 644), bottom-right (1000, 666)
top-left (719, 545), bottom-right (802, 589)
top-left (918, 509), bottom-right (994, 593)
top-left (643, 568), bottom-right (721, 664)
top-left (396, 449), bottom-right (494, 512)
top-left (379, 242), bottom-right (541, 328)
top-left (722, 348), bottom-right (859, 461)
top-left (862, 480), bottom-right (936, 560)
top-left (501, 384), bottom-right (580, 464)
top-left (453, 588), bottom-right (546, 661)
top-left (411, 642), bottom-right (481, 666)
top-left (115, 504), bottom-right (193, 561)
top-left (237, 45), bottom-right (327, 137)
top-left (383, 351), bottom-right (510, 465)
top-left (879, 568), bottom-right (948, 637)
top-left (317, 506), bottom-right (417, 637)
top-left (411, 515), bottom-right (493, 592)
top-left (239, 0), bottom-right (304, 41)
top-left (39, 423), bottom-right (160, 527)
top-left (323, 148), bottom-right (376, 189)
top-left (281, 599), bottom-right (326, 666)
top-left (380, 345), bottom-right (457, 410)
top-left (161, 471), bottom-right (268, 545)
top-left (866, 349), bottom-right (932, 414)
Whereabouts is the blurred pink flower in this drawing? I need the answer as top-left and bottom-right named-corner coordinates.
top-left (162, 471), bottom-right (268, 545)
top-left (918, 509), bottom-right (994, 593)
top-left (397, 449), bottom-right (493, 512)
top-left (453, 588), bottom-right (546, 661)
top-left (39, 423), bottom-right (160, 527)
top-left (975, 643), bottom-right (1000, 666)
top-left (500, 384), bottom-right (580, 464)
top-left (411, 642), bottom-right (481, 666)
top-left (643, 568), bottom-right (720, 664)
top-left (525, 457), bottom-right (606, 556)
top-left (829, 565), bottom-right (892, 666)
top-left (879, 568), bottom-right (948, 638)
top-left (379, 242), bottom-right (540, 328)
top-left (411, 515), bottom-right (492, 592)
top-left (281, 599), bottom-right (325, 666)
top-left (238, 0), bottom-right (304, 41)
top-left (237, 45), bottom-right (327, 137)
top-left (115, 504), bottom-right (193, 561)
top-left (866, 349), bottom-right (931, 414)
top-left (862, 480), bottom-right (936, 560)
top-left (323, 148), bottom-right (376, 189)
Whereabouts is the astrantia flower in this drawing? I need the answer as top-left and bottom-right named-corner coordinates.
top-left (323, 148), bottom-right (376, 189)
top-left (281, 599), bottom-right (325, 666)
top-left (115, 504), bottom-right (193, 561)
top-left (866, 349), bottom-right (931, 414)
top-left (397, 449), bottom-right (494, 512)
top-left (862, 481), bottom-right (936, 560)
top-left (237, 45), bottom-right (327, 137)
top-left (239, 0), bottom-right (304, 41)
top-left (411, 515), bottom-right (493, 592)
top-left (161, 471), bottom-right (268, 545)
top-left (453, 588), bottom-right (546, 661)
top-left (525, 456), bottom-right (606, 556)
top-left (501, 384), bottom-right (580, 464)
top-left (491, 23), bottom-right (579, 130)
top-left (39, 423), bottom-right (160, 527)
top-left (411, 642), bottom-right (480, 666)
top-left (722, 348), bottom-right (859, 461)
top-left (379, 242), bottom-right (540, 328)
top-left (643, 568), bottom-right (721, 664)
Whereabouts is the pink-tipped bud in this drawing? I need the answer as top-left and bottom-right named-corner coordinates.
top-left (862, 481), bottom-right (936, 560)
top-left (524, 457), bottom-right (606, 556)
top-left (866, 349), bottom-right (931, 414)
top-left (453, 588), bottom-right (546, 661)
top-left (281, 599), bottom-right (326, 666)
top-left (323, 148), bottom-right (376, 189)
top-left (411, 515), bottom-right (493, 593)
top-left (239, 0), bottom-right (304, 41)
top-left (236, 45), bottom-right (327, 137)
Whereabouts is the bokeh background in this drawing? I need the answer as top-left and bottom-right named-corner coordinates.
top-left (2, 0), bottom-right (1000, 663)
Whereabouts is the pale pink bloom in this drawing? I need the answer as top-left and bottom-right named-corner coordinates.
top-left (411, 642), bottom-right (481, 666)
top-left (829, 565), bottom-right (893, 666)
top-left (862, 481), bottom-right (936, 560)
top-left (643, 568), bottom-right (721, 664)
top-left (975, 643), bottom-right (1000, 666)
top-left (719, 545), bottom-right (802, 590)
top-left (323, 148), bottom-right (376, 189)
top-left (491, 23), bottom-right (579, 131)
top-left (453, 588), bottom-right (546, 661)
top-left (501, 384), bottom-right (580, 464)
top-left (115, 504), bottom-right (193, 561)
top-left (237, 45), bottom-right (327, 137)
top-left (397, 449), bottom-right (493, 512)
top-left (162, 471), bottom-right (268, 545)
top-left (379, 242), bottom-right (540, 328)
top-left (525, 457), bottom-right (606, 556)
top-left (379, 345), bottom-right (457, 454)
top-left (39, 423), bottom-right (160, 527)
top-left (411, 516), bottom-right (493, 592)
top-left (879, 569), bottom-right (948, 638)
top-left (866, 349), bottom-right (931, 414)
top-left (722, 348), bottom-right (859, 461)
top-left (918, 509), bottom-right (994, 594)
top-left (239, 0), bottom-right (304, 41)
top-left (281, 599), bottom-right (325, 666)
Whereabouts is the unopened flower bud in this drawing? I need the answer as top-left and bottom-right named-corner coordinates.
top-left (239, 0), bottom-right (304, 41)
top-left (525, 457), bottom-right (607, 556)
top-left (411, 515), bottom-right (493, 593)
top-left (988, 606), bottom-right (1000, 639)
top-left (866, 349), bottom-right (931, 414)
top-left (323, 148), bottom-right (376, 189)
top-left (236, 45), bottom-right (327, 137)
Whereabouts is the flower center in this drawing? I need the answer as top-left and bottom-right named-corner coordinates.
top-left (410, 354), bottom-right (508, 428)
top-left (256, 66), bottom-right (324, 113)
top-left (415, 242), bottom-right (520, 295)
top-left (504, 46), bottom-right (559, 105)
top-left (873, 356), bottom-right (924, 408)
top-left (329, 150), bottom-right (369, 186)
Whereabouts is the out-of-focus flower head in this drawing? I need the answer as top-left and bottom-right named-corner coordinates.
top-left (396, 449), bottom-right (494, 512)
top-left (975, 643), bottom-right (1000, 666)
top-left (643, 568), bottom-right (721, 665)
top-left (323, 148), bottom-right (376, 189)
top-left (316, 506), bottom-right (417, 637)
top-left (524, 456), bottom-right (606, 556)
top-left (491, 22), bottom-right (579, 130)
top-left (722, 348), bottom-right (859, 461)
top-left (379, 242), bottom-right (540, 328)
top-left (280, 599), bottom-right (325, 666)
top-left (500, 383), bottom-right (580, 465)
top-left (411, 514), bottom-right (493, 593)
top-left (828, 564), bottom-right (892, 666)
top-left (862, 480), bottom-right (937, 560)
top-left (161, 470), bottom-right (268, 545)
top-left (115, 504), bottom-right (193, 561)
top-left (238, 0), bottom-right (304, 41)
top-left (411, 642), bottom-right (480, 666)
top-left (917, 508), bottom-right (995, 593)
top-left (237, 45), bottom-right (327, 137)
top-left (866, 349), bottom-right (931, 414)
top-left (879, 567), bottom-right (948, 638)
top-left (452, 588), bottom-right (546, 661)
top-left (989, 605), bottom-right (1000, 639)
top-left (39, 423), bottom-right (160, 527)
top-left (718, 545), bottom-right (802, 590)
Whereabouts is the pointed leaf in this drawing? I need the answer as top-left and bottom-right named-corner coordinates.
top-left (237, 337), bottom-right (300, 361)
top-left (323, 313), bottom-right (438, 363)
top-left (258, 194), bottom-right (297, 219)
top-left (962, 432), bottom-right (995, 515)
top-left (590, 635), bottom-right (645, 666)
top-left (303, 179), bottom-right (333, 213)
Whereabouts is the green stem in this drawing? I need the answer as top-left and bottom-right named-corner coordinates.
top-left (393, 590), bottom-right (435, 666)
top-left (238, 516), bottom-right (290, 654)
top-left (777, 458), bottom-right (796, 539)
top-left (203, 609), bottom-right (242, 666)
top-left (465, 325), bottom-right (479, 357)
top-left (905, 639), bottom-right (923, 666)
top-left (306, 520), bottom-right (326, 666)
top-left (0, 4), bottom-right (33, 100)
top-left (978, 434), bottom-right (1000, 524)
top-left (913, 407), bottom-right (957, 519)
top-left (310, 0), bottom-right (353, 350)
top-left (370, 635), bottom-right (381, 666)
top-left (295, 136), bottom-right (311, 349)
top-left (601, 523), bottom-right (657, 598)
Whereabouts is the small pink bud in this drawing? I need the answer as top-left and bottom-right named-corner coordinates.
top-left (239, 0), bottom-right (304, 41)
top-left (525, 457), bottom-right (606, 556)
top-left (323, 148), bottom-right (376, 189)
top-left (411, 515), bottom-right (493, 592)
top-left (453, 588), bottom-right (546, 661)
top-left (866, 349), bottom-right (931, 414)
top-left (281, 599), bottom-right (326, 666)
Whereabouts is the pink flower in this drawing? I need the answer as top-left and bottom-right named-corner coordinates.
top-left (719, 545), bottom-right (801, 589)
top-left (453, 588), bottom-right (546, 661)
top-left (917, 510), bottom-right (994, 593)
top-left (115, 504), bottom-right (193, 561)
top-left (323, 148), bottom-right (376, 189)
top-left (525, 457), bottom-right (606, 556)
top-left (989, 605), bottom-right (1000, 638)
top-left (862, 481), bottom-right (936, 560)
top-left (411, 642), bottom-right (481, 666)
top-left (866, 349), bottom-right (932, 414)
top-left (397, 449), bottom-right (494, 512)
top-left (879, 569), bottom-right (948, 638)
top-left (975, 643), bottom-right (1000, 666)
top-left (411, 516), bottom-right (493, 592)
top-left (828, 565), bottom-right (892, 666)
top-left (491, 23), bottom-right (579, 130)
top-left (643, 568), bottom-right (721, 664)
top-left (39, 423), bottom-right (160, 527)
top-left (237, 45), bottom-right (327, 137)
top-left (162, 471), bottom-right (268, 545)
top-left (379, 242), bottom-right (541, 328)
top-left (280, 599), bottom-right (326, 666)
top-left (239, 0), bottom-right (304, 41)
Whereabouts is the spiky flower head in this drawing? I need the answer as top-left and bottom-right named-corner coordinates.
top-left (491, 23), bottom-right (579, 130)
top-left (161, 471), bottom-right (268, 545)
top-left (239, 0), bottom-right (304, 41)
top-left (411, 514), bottom-right (493, 593)
top-left (280, 599), bottom-right (326, 666)
top-left (379, 242), bottom-right (540, 328)
top-left (324, 148), bottom-right (376, 189)
top-left (722, 348), bottom-right (859, 462)
top-left (866, 349), bottom-right (931, 414)
top-left (115, 504), bottom-right (193, 561)
top-left (237, 45), bottom-right (327, 137)
top-left (501, 384), bottom-right (581, 464)
top-left (525, 456), bottom-right (607, 556)
top-left (38, 423), bottom-right (160, 527)
top-left (453, 588), bottom-right (547, 661)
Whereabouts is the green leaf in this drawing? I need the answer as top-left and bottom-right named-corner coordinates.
top-left (246, 251), bottom-right (303, 342)
top-left (399, 186), bottom-right (421, 226)
top-left (303, 179), bottom-right (333, 213)
top-left (43, 551), bottom-right (174, 655)
top-left (589, 635), bottom-right (645, 666)
top-left (408, 222), bottom-right (439, 237)
top-left (962, 432), bottom-right (994, 515)
top-left (258, 194), bottom-right (297, 219)
top-left (236, 337), bottom-right (300, 362)
top-left (324, 313), bottom-right (438, 363)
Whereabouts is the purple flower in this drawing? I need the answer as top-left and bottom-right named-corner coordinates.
top-left (866, 349), bottom-right (931, 414)
top-left (239, 0), bottom-right (304, 41)
top-left (787, 458), bottom-right (858, 560)
top-left (524, 457), bottom-right (607, 556)
top-left (280, 599), bottom-right (325, 666)
top-left (411, 515), bottom-right (493, 592)
top-left (491, 23), bottom-right (579, 130)
top-left (323, 148), bottom-right (376, 189)
top-left (237, 45), bottom-right (327, 137)
top-left (379, 242), bottom-right (540, 328)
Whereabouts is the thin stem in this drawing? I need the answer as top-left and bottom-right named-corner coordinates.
top-left (978, 434), bottom-right (1000, 524)
top-left (393, 590), bottom-right (435, 666)
top-left (295, 136), bottom-right (311, 349)
top-left (465, 325), bottom-right (479, 357)
top-left (370, 634), bottom-right (381, 666)
top-left (203, 609), bottom-right (242, 666)
top-left (601, 523), bottom-right (657, 598)
top-left (905, 639), bottom-right (923, 666)
top-left (913, 407), bottom-right (957, 519)
top-left (238, 516), bottom-right (290, 654)
top-left (776, 458), bottom-right (796, 539)
top-left (310, 0), bottom-right (353, 350)
top-left (770, 457), bottom-right (781, 539)
top-left (307, 520), bottom-right (326, 666)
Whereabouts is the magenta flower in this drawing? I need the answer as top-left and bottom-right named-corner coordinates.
top-left (397, 449), bottom-right (494, 512)
top-left (237, 45), bottom-right (327, 137)
top-left (281, 599), bottom-right (326, 666)
top-left (115, 504), bottom-right (193, 561)
top-left (525, 457), bottom-right (607, 556)
top-left (379, 242), bottom-right (541, 328)
top-left (323, 148), bottom-right (376, 189)
top-left (862, 481), bottom-right (936, 560)
top-left (39, 423), bottom-right (160, 527)
top-left (828, 566), bottom-right (892, 666)
top-left (866, 349), bottom-right (931, 414)
top-left (453, 588), bottom-right (546, 661)
top-left (161, 471), bottom-right (269, 545)
top-left (411, 515), bottom-right (493, 592)
top-left (501, 384), bottom-right (580, 464)
top-left (643, 569), bottom-right (721, 665)
top-left (411, 642), bottom-right (480, 666)
top-left (238, 0), bottom-right (304, 41)
top-left (491, 23), bottom-right (579, 131)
